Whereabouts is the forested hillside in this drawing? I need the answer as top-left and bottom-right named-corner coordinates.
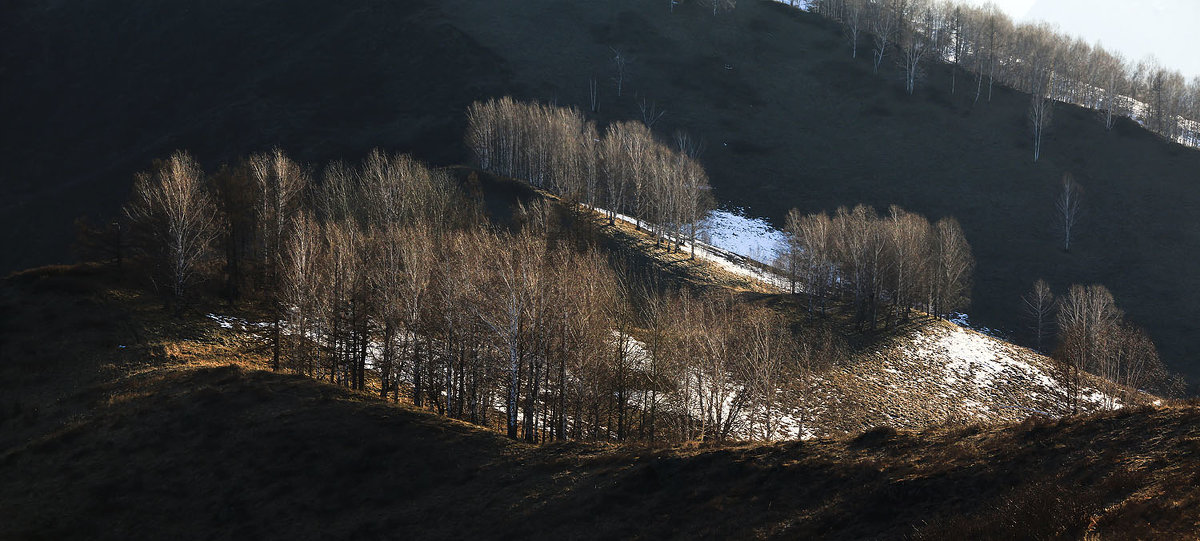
top-left (4, 0), bottom-right (1200, 384)
top-left (2, 264), bottom-right (1199, 539)
top-left (7, 0), bottom-right (1200, 538)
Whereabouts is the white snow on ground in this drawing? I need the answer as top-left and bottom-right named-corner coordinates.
top-left (906, 324), bottom-right (1119, 415)
top-left (771, 0), bottom-right (814, 9)
top-left (948, 312), bottom-right (1003, 338)
top-left (595, 205), bottom-right (793, 291)
top-left (208, 314), bottom-right (236, 329)
top-left (699, 208), bottom-right (787, 266)
top-left (601, 204), bottom-right (1122, 427)
top-left (688, 242), bottom-right (793, 291)
top-left (203, 202), bottom-right (1131, 440)
top-left (932, 326), bottom-right (1056, 392)
top-left (206, 313), bottom-right (270, 331)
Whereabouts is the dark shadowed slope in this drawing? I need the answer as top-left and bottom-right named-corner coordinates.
top-left (432, 0), bottom-right (1200, 384)
top-left (0, 0), bottom-right (511, 273)
top-left (5, 0), bottom-right (1200, 382)
top-left (2, 265), bottom-right (1199, 540)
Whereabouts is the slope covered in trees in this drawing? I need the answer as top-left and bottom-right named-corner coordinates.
top-left (5, 0), bottom-right (1200, 384)
top-left (2, 266), bottom-right (1199, 539)
top-left (72, 131), bottom-right (1170, 447)
top-left (432, 0), bottom-right (1200, 384)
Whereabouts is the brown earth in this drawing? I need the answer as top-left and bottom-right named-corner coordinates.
top-left (2, 264), bottom-right (1198, 540)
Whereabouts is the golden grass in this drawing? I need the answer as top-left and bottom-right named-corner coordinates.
top-left (4, 260), bottom-right (1198, 539)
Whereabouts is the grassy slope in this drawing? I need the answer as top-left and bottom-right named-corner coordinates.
top-left (433, 0), bottom-right (1200, 384)
top-left (4, 0), bottom-right (1200, 382)
top-left (2, 265), bottom-right (1200, 540)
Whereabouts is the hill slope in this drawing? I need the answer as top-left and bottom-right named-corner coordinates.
top-left (2, 266), bottom-right (1199, 540)
top-left (0, 0), bottom-right (511, 271)
top-left (601, 205), bottom-right (1131, 438)
top-left (4, 0), bottom-right (1200, 383)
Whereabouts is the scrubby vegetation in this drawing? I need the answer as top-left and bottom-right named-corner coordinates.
top-left (5, 0), bottom-right (1200, 537)
top-left (67, 86), bottom-right (1175, 449)
top-left (2, 264), bottom-right (1199, 539)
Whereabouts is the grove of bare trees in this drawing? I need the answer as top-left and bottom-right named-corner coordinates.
top-left (466, 97), bottom-right (714, 255)
top-left (117, 130), bottom-right (837, 446)
top-left (114, 92), bottom-right (1180, 451)
top-left (807, 0), bottom-right (1200, 148)
top-left (782, 204), bottom-right (974, 329)
top-left (1052, 283), bottom-right (1170, 412)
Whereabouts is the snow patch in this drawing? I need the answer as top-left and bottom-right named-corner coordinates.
top-left (699, 208), bottom-right (787, 266)
top-left (594, 204), bottom-right (793, 291)
top-left (948, 312), bottom-right (1003, 338)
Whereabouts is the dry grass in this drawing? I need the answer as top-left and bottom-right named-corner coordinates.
top-left (3, 264), bottom-right (1200, 539)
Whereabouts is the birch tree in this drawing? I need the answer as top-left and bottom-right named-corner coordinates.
top-left (1055, 284), bottom-right (1121, 413)
top-left (1022, 279), bottom-right (1056, 353)
top-left (611, 48), bottom-right (629, 97)
top-left (843, 0), bottom-right (863, 59)
top-left (898, 10), bottom-right (927, 95)
top-left (871, 2), bottom-right (897, 74)
top-left (248, 148), bottom-right (306, 371)
top-left (1055, 174), bottom-right (1082, 252)
top-left (125, 150), bottom-right (218, 305)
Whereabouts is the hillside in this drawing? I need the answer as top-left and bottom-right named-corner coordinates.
top-left (4, 0), bottom-right (1200, 385)
top-left (3, 265), bottom-right (1199, 540)
top-left (616, 208), bottom-right (1136, 439)
top-left (0, 0), bottom-right (511, 271)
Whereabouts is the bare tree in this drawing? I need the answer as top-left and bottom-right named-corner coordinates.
top-left (710, 0), bottom-right (736, 16)
top-left (119, 140), bottom-right (847, 446)
top-left (1104, 323), bottom-right (1168, 407)
top-left (798, 210), bottom-right (836, 314)
top-left (947, 4), bottom-right (964, 95)
top-left (1022, 279), bottom-right (1056, 352)
top-left (588, 76), bottom-right (599, 113)
top-left (464, 231), bottom-right (544, 438)
top-left (887, 205), bottom-right (930, 322)
top-left (611, 48), bottom-right (629, 97)
top-left (1055, 173), bottom-right (1082, 252)
top-left (687, 290), bottom-right (748, 442)
top-left (843, 0), bottom-right (863, 59)
top-left (798, 0), bottom-right (1200, 146)
top-left (638, 97), bottom-right (665, 129)
top-left (125, 150), bottom-right (218, 305)
top-left (1097, 51), bottom-right (1128, 131)
top-left (871, 1), bottom-right (897, 74)
top-left (781, 209), bottom-right (805, 294)
top-left (1055, 284), bottom-right (1121, 413)
top-left (279, 210), bottom-right (323, 376)
top-left (1028, 92), bottom-right (1054, 162)
top-left (248, 147), bottom-right (307, 371)
top-left (932, 216), bottom-right (973, 319)
top-left (741, 307), bottom-right (796, 441)
top-left (898, 8), bottom-right (927, 95)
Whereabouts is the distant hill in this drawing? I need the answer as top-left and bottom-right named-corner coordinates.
top-left (4, 0), bottom-right (1200, 384)
top-left (2, 264), bottom-right (1198, 540)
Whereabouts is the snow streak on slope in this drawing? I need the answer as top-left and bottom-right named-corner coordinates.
top-left (699, 208), bottom-right (787, 265)
top-left (599, 206), bottom-right (793, 291)
top-left (688, 242), bottom-right (792, 291)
